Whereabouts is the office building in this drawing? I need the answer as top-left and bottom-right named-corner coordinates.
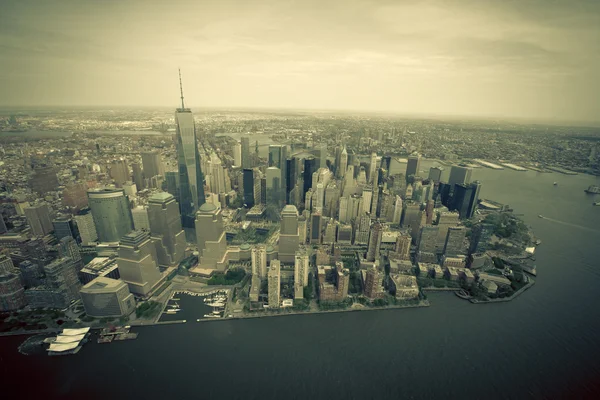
top-left (117, 230), bottom-right (162, 296)
top-left (142, 151), bottom-right (164, 180)
top-left (175, 72), bottom-right (206, 227)
top-left (337, 146), bottom-right (348, 178)
top-left (269, 145), bottom-right (287, 203)
top-left (355, 213), bottom-right (371, 244)
top-left (252, 245), bottom-right (268, 279)
top-left (406, 154), bottom-right (421, 180)
top-left (266, 166), bottom-right (283, 209)
top-left (337, 224), bottom-right (353, 244)
top-left (428, 167), bottom-right (443, 183)
top-left (233, 142), bottom-right (242, 167)
top-left (303, 157), bottom-right (316, 197)
top-left (366, 222), bottom-right (383, 262)
top-left (148, 192), bottom-right (187, 266)
top-left (310, 212), bottom-right (322, 244)
top-left (436, 211), bottom-right (460, 249)
top-left (444, 226), bottom-right (466, 256)
top-left (294, 250), bottom-right (309, 299)
top-left (279, 205), bottom-right (300, 263)
top-left (165, 171), bottom-right (179, 201)
top-left (242, 168), bottom-right (255, 207)
top-left (53, 216), bottom-right (78, 241)
top-left (44, 257), bottom-right (82, 305)
top-left (79, 257), bottom-right (120, 284)
top-left (109, 159), bottom-right (129, 187)
top-left (0, 268), bottom-right (26, 311)
top-left (195, 203), bottom-right (227, 271)
top-left (268, 259), bottom-right (281, 308)
top-left (62, 182), bottom-right (89, 210)
top-left (452, 181), bottom-right (481, 219)
top-left (470, 223), bottom-right (494, 254)
top-left (18, 260), bottom-right (43, 288)
top-left (24, 204), bottom-right (53, 237)
top-left (392, 195), bottom-right (403, 224)
top-left (58, 236), bottom-right (82, 268)
top-left (241, 137), bottom-right (251, 169)
top-left (87, 189), bottom-right (134, 243)
top-left (418, 225), bottom-right (439, 254)
top-left (448, 166), bottom-right (472, 187)
top-left (132, 206), bottom-right (150, 231)
top-left (132, 163), bottom-right (145, 190)
top-left (74, 208), bottom-right (98, 245)
top-left (402, 202), bottom-right (422, 241)
top-left (368, 152), bottom-right (378, 183)
top-left (323, 219), bottom-right (338, 244)
top-left (80, 277), bottom-right (135, 318)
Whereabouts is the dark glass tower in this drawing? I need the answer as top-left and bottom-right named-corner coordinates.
top-left (175, 70), bottom-right (206, 227)
top-left (303, 156), bottom-right (316, 198)
top-left (243, 168), bottom-right (255, 208)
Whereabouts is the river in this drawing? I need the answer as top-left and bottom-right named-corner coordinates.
top-left (2, 163), bottom-right (600, 399)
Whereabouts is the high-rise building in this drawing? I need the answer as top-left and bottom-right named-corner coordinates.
top-left (175, 71), bottom-right (206, 228)
top-left (470, 223), bottom-right (494, 254)
top-left (418, 225), bottom-right (439, 254)
top-left (241, 137), bottom-right (251, 169)
top-left (24, 204), bottom-right (53, 237)
top-left (392, 195), bottom-right (403, 224)
top-left (268, 259), bottom-right (281, 308)
top-left (368, 152), bottom-right (378, 184)
top-left (279, 205), bottom-right (300, 263)
top-left (165, 171), bottom-right (179, 201)
top-left (317, 262), bottom-right (349, 302)
top-left (74, 208), bottom-right (98, 245)
top-left (269, 145), bottom-right (287, 203)
top-left (266, 167), bottom-right (283, 209)
top-left (444, 226), bottom-right (466, 256)
top-left (337, 146), bottom-right (348, 179)
top-left (406, 154), bottom-right (421, 180)
top-left (251, 245), bottom-right (268, 279)
top-left (132, 206), bottom-right (150, 231)
top-left (58, 236), bottom-right (82, 269)
top-left (363, 266), bottom-right (383, 299)
top-left (44, 257), bottom-right (82, 305)
top-left (0, 265), bottom-right (26, 311)
top-left (316, 143), bottom-right (327, 170)
top-left (452, 182), bottom-right (480, 219)
top-left (109, 159), bottom-right (129, 187)
top-left (310, 212), bottom-right (322, 244)
top-left (428, 167), bottom-right (443, 183)
top-left (87, 189), bottom-right (134, 243)
top-left (195, 203), bottom-right (227, 271)
top-left (233, 142), bottom-right (242, 167)
top-left (80, 277), bottom-right (135, 318)
top-left (294, 250), bottom-right (309, 299)
top-left (148, 192), bottom-right (187, 266)
top-left (354, 213), bottom-right (371, 244)
top-left (436, 211), bottom-right (460, 250)
top-left (303, 157), bottom-right (316, 198)
top-left (393, 232), bottom-right (412, 261)
top-left (323, 219), bottom-right (338, 244)
top-left (448, 166), bottom-right (472, 187)
top-left (366, 222), bottom-right (383, 262)
top-left (53, 216), bottom-right (78, 241)
top-left (132, 163), bottom-right (145, 190)
top-left (141, 152), bottom-right (164, 180)
top-left (62, 182), bottom-right (89, 210)
top-left (209, 152), bottom-right (226, 194)
top-left (402, 202), bottom-right (422, 241)
top-left (117, 230), bottom-right (162, 296)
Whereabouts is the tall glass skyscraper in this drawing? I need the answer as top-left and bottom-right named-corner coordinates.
top-left (175, 70), bottom-right (206, 227)
top-left (87, 189), bottom-right (134, 243)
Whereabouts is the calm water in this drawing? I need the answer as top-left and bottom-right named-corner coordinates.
top-left (3, 165), bottom-right (600, 399)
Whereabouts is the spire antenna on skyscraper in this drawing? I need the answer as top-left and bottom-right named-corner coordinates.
top-left (178, 68), bottom-right (185, 109)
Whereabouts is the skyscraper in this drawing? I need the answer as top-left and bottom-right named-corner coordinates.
top-left (368, 152), bottom-right (378, 183)
top-left (428, 167), bottom-right (443, 183)
top-left (279, 205), bottom-right (300, 263)
top-left (175, 70), bottom-right (206, 227)
top-left (109, 159), bottom-right (129, 187)
top-left (452, 183), bottom-right (478, 219)
top-left (366, 222), bottom-right (383, 262)
top-left (303, 156), bottom-right (316, 198)
top-left (241, 137), bottom-right (251, 169)
top-left (117, 230), bottom-right (162, 296)
top-left (268, 145), bottom-right (287, 203)
top-left (406, 154), bottom-right (421, 180)
top-left (195, 203), bottom-right (227, 271)
top-left (74, 208), bottom-right (98, 245)
top-left (418, 225), bottom-right (439, 254)
top-left (448, 166), bottom-right (473, 187)
top-left (132, 163), bottom-right (145, 190)
top-left (268, 259), bottom-right (281, 308)
top-left (294, 250), bottom-right (309, 299)
top-left (266, 166), bottom-right (283, 209)
top-left (52, 216), bottom-right (78, 241)
top-left (141, 151), bottom-right (164, 180)
top-left (87, 189), bottom-right (134, 243)
top-left (233, 142), bottom-right (242, 167)
top-left (338, 146), bottom-right (348, 179)
top-left (242, 168), bottom-right (255, 207)
top-left (44, 257), bottom-right (82, 305)
top-left (444, 226), bottom-right (466, 256)
top-left (24, 204), bottom-right (53, 237)
top-left (310, 212), bottom-right (322, 244)
top-left (394, 232), bottom-right (412, 261)
top-left (251, 244), bottom-right (267, 279)
top-left (148, 192), bottom-right (187, 266)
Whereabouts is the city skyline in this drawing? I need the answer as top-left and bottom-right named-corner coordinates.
top-left (1, 0), bottom-right (599, 124)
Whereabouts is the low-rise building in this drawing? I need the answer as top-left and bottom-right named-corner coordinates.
top-left (445, 267), bottom-right (460, 281)
top-left (79, 257), bottom-right (120, 284)
top-left (80, 277), bottom-right (136, 318)
top-left (389, 274), bottom-right (419, 300)
top-left (478, 272), bottom-right (511, 286)
top-left (442, 255), bottom-right (467, 268)
top-left (482, 280), bottom-right (498, 294)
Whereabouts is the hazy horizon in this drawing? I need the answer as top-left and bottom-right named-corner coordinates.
top-left (1, 0), bottom-right (599, 123)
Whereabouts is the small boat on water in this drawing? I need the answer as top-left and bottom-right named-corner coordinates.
top-left (538, 214), bottom-right (544, 218)
top-left (594, 202), bottom-right (600, 206)
top-left (553, 182), bottom-right (558, 186)
top-left (455, 289), bottom-right (472, 300)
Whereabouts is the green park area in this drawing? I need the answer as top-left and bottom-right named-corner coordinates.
top-left (207, 268), bottom-right (247, 285)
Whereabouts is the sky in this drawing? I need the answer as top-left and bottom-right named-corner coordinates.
top-left (1, 0), bottom-right (599, 123)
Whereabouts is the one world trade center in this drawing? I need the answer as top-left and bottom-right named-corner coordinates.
top-left (175, 70), bottom-right (206, 227)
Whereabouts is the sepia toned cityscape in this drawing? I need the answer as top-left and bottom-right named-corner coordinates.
top-left (1, 0), bottom-right (600, 399)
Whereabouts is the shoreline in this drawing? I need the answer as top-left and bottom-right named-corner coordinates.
top-left (469, 279), bottom-right (536, 304)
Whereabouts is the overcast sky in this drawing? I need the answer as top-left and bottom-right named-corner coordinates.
top-left (1, 0), bottom-right (599, 123)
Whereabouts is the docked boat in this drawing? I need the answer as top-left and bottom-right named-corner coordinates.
top-left (594, 202), bottom-right (600, 206)
top-left (455, 289), bottom-right (472, 300)
top-left (585, 185), bottom-right (600, 194)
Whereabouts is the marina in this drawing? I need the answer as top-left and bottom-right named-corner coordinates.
top-left (158, 289), bottom-right (230, 322)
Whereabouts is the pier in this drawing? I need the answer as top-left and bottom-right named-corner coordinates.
top-left (501, 163), bottom-right (527, 171)
top-left (473, 159), bottom-right (504, 170)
